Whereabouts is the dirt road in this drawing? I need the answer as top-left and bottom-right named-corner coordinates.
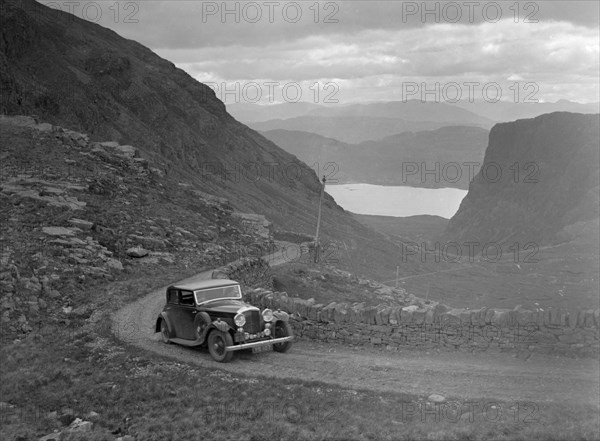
top-left (112, 259), bottom-right (599, 407)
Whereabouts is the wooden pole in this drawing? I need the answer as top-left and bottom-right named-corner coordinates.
top-left (314, 175), bottom-right (326, 263)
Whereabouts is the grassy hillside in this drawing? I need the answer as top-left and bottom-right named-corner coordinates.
top-left (352, 214), bottom-right (448, 243)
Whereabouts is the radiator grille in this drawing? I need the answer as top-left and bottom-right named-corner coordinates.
top-left (244, 310), bottom-right (261, 334)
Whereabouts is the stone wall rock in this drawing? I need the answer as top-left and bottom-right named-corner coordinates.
top-left (246, 289), bottom-right (599, 357)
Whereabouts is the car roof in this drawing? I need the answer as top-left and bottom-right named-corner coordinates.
top-left (169, 279), bottom-right (239, 291)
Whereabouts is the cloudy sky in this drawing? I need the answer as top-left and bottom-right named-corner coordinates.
top-left (46, 1), bottom-right (599, 104)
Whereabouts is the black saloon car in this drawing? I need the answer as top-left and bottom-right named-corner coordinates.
top-left (155, 279), bottom-right (293, 362)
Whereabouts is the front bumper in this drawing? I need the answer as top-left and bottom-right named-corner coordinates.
top-left (224, 336), bottom-right (293, 352)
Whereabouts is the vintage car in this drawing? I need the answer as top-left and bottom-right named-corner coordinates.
top-left (155, 279), bottom-right (293, 362)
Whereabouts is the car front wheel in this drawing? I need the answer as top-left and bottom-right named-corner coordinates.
top-left (273, 321), bottom-right (293, 353)
top-left (207, 330), bottom-right (234, 362)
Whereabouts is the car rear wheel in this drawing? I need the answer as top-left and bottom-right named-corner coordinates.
top-left (273, 321), bottom-right (293, 353)
top-left (160, 319), bottom-right (171, 344)
top-left (207, 330), bottom-right (234, 362)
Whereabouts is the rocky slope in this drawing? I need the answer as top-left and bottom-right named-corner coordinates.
top-left (445, 112), bottom-right (600, 245)
top-left (0, 115), bottom-right (276, 335)
top-left (0, 0), bottom-right (402, 280)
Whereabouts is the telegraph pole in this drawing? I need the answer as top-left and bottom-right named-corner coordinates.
top-left (314, 175), bottom-right (326, 263)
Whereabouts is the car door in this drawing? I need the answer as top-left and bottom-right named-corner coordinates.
top-left (170, 290), bottom-right (198, 340)
top-left (163, 288), bottom-right (180, 336)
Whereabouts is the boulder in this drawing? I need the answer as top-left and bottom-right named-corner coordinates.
top-left (38, 432), bottom-right (61, 441)
top-left (129, 234), bottom-right (166, 250)
top-left (68, 218), bottom-right (93, 230)
top-left (40, 187), bottom-right (65, 196)
top-left (427, 394), bottom-right (446, 403)
top-left (127, 247), bottom-right (149, 258)
top-left (86, 411), bottom-right (100, 419)
top-left (115, 144), bottom-right (137, 158)
top-left (558, 332), bottom-right (582, 345)
top-left (47, 289), bottom-right (61, 299)
top-left (42, 227), bottom-right (78, 236)
top-left (36, 122), bottom-right (53, 132)
top-left (106, 259), bottom-right (124, 271)
top-left (99, 141), bottom-right (119, 148)
top-left (66, 418), bottom-right (93, 432)
top-left (20, 277), bottom-right (42, 294)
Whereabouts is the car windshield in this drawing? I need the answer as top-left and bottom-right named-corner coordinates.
top-left (194, 284), bottom-right (242, 304)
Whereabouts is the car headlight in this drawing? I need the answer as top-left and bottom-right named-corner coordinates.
top-left (262, 309), bottom-right (274, 322)
top-left (234, 313), bottom-right (246, 327)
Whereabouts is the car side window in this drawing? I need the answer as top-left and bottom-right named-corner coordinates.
top-left (167, 289), bottom-right (178, 304)
top-left (180, 290), bottom-right (195, 306)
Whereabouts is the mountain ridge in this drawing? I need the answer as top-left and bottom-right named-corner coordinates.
top-left (250, 115), bottom-right (488, 143)
top-left (305, 100), bottom-right (495, 127)
top-left (261, 125), bottom-right (490, 189)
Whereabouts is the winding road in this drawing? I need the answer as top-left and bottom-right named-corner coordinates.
top-left (111, 250), bottom-right (599, 408)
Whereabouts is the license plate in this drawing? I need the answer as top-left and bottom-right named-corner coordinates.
top-left (252, 343), bottom-right (273, 353)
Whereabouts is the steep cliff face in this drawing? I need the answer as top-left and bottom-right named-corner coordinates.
top-left (445, 112), bottom-right (599, 245)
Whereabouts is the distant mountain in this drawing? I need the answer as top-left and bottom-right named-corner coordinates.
top-left (306, 100), bottom-right (495, 127)
top-left (260, 129), bottom-right (350, 165)
top-left (445, 112), bottom-right (600, 245)
top-left (453, 99), bottom-right (600, 123)
top-left (262, 126), bottom-right (489, 189)
top-left (235, 100), bottom-right (599, 134)
top-left (246, 100), bottom-right (494, 143)
top-left (251, 116), bottom-right (488, 144)
top-left (226, 102), bottom-right (324, 123)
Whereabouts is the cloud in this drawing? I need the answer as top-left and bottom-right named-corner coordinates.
top-left (153, 19), bottom-right (598, 103)
top-left (52, 1), bottom-right (599, 50)
top-left (38, 1), bottom-right (600, 103)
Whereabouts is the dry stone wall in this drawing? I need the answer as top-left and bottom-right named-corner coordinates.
top-left (246, 288), bottom-right (600, 356)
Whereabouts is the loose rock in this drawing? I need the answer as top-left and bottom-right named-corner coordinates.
top-left (127, 247), bottom-right (149, 258)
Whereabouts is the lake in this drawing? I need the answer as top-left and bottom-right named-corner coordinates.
top-left (326, 184), bottom-right (468, 218)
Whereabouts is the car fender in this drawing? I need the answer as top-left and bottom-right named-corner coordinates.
top-left (212, 318), bottom-right (230, 333)
top-left (272, 310), bottom-right (290, 322)
top-left (156, 312), bottom-right (174, 336)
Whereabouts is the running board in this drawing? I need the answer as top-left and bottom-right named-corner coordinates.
top-left (169, 337), bottom-right (203, 347)
top-left (225, 336), bottom-right (293, 352)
